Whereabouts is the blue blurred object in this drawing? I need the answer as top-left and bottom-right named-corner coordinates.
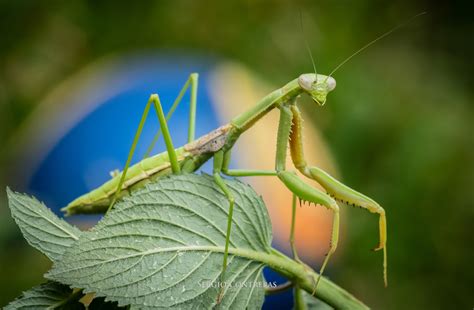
top-left (15, 53), bottom-right (294, 309)
top-left (27, 54), bottom-right (218, 215)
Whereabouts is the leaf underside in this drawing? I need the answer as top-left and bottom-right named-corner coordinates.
top-left (6, 188), bottom-right (82, 262)
top-left (300, 290), bottom-right (334, 310)
top-left (4, 281), bottom-right (84, 310)
top-left (47, 173), bottom-right (273, 309)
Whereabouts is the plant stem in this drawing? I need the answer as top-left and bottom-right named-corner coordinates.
top-left (228, 247), bottom-right (369, 310)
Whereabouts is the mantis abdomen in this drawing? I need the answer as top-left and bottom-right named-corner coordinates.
top-left (63, 147), bottom-right (188, 215)
top-left (63, 124), bottom-right (233, 215)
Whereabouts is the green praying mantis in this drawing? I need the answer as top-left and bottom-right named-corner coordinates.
top-left (63, 70), bottom-right (387, 290)
top-left (58, 12), bottom-right (431, 295)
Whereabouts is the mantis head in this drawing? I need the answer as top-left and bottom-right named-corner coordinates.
top-left (298, 73), bottom-right (336, 106)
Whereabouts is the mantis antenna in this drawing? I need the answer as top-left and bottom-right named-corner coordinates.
top-left (300, 11), bottom-right (318, 80)
top-left (327, 11), bottom-right (427, 78)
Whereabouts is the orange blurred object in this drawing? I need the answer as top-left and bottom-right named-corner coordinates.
top-left (210, 63), bottom-right (341, 263)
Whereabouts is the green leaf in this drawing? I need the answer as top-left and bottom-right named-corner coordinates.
top-left (7, 188), bottom-right (82, 262)
top-left (47, 174), bottom-right (272, 309)
top-left (4, 281), bottom-right (84, 309)
top-left (296, 289), bottom-right (334, 310)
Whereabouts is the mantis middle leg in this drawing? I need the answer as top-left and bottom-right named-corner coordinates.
top-left (289, 105), bottom-right (388, 287)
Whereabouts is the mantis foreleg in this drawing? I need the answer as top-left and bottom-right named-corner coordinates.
top-left (278, 171), bottom-right (340, 293)
top-left (289, 105), bottom-right (388, 287)
top-left (274, 104), bottom-right (340, 293)
top-left (220, 104), bottom-right (340, 293)
top-left (107, 94), bottom-right (180, 212)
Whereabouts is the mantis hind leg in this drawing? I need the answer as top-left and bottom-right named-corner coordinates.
top-left (289, 105), bottom-right (388, 287)
top-left (107, 94), bottom-right (180, 213)
top-left (144, 73), bottom-right (199, 158)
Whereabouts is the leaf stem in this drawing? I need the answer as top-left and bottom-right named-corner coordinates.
top-left (228, 247), bottom-right (369, 310)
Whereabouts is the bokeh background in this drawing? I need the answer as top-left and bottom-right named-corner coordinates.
top-left (0, 1), bottom-right (472, 309)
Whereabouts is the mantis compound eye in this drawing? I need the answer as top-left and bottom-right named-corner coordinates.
top-left (326, 76), bottom-right (336, 91)
top-left (298, 73), bottom-right (316, 91)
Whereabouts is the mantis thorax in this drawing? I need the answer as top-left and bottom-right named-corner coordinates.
top-left (184, 124), bottom-right (233, 155)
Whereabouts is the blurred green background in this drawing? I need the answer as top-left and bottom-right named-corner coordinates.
top-left (0, 1), bottom-right (472, 309)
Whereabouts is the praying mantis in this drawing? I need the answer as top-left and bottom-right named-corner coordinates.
top-left (59, 11), bottom-right (435, 296)
top-left (62, 70), bottom-right (387, 292)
